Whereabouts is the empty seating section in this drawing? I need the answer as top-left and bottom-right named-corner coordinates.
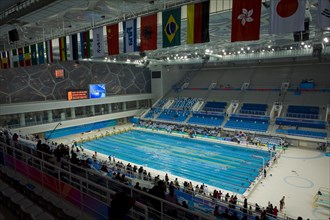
top-left (276, 118), bottom-right (326, 129)
top-left (225, 114), bottom-right (270, 132)
top-left (154, 98), bottom-right (168, 108)
top-left (170, 97), bottom-right (198, 109)
top-left (157, 109), bottom-right (190, 122)
top-left (286, 105), bottom-right (320, 119)
top-left (203, 101), bottom-right (227, 112)
top-left (240, 103), bottom-right (268, 115)
top-left (188, 112), bottom-right (225, 127)
top-left (144, 108), bottom-right (162, 119)
top-left (276, 129), bottom-right (327, 139)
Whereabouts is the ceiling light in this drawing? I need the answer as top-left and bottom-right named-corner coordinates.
top-left (247, 47), bottom-right (250, 50)
top-left (268, 45), bottom-right (271, 48)
top-left (205, 49), bottom-right (210, 53)
top-left (290, 47), bottom-right (293, 50)
top-left (323, 37), bottom-right (329, 43)
top-left (301, 42), bottom-right (305, 45)
top-left (241, 48), bottom-right (244, 51)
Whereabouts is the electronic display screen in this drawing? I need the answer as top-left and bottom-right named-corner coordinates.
top-left (55, 69), bottom-right (65, 79)
top-left (89, 84), bottom-right (106, 99)
top-left (67, 90), bottom-right (88, 101)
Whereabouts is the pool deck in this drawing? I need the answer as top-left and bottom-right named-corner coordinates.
top-left (52, 124), bottom-right (330, 220)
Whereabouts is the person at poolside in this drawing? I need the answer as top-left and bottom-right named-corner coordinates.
top-left (165, 185), bottom-right (179, 218)
top-left (213, 205), bottom-right (220, 216)
top-left (174, 178), bottom-right (179, 189)
top-left (273, 206), bottom-right (279, 217)
top-left (134, 182), bottom-right (141, 190)
top-left (182, 201), bottom-right (189, 209)
top-left (280, 196), bottom-right (285, 211)
top-left (149, 180), bottom-right (166, 211)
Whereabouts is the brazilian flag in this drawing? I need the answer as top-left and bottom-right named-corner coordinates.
top-left (162, 8), bottom-right (181, 48)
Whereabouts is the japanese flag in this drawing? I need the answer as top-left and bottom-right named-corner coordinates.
top-left (270, 0), bottom-right (306, 34)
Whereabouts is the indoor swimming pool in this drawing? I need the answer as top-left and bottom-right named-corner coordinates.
top-left (82, 129), bottom-right (272, 194)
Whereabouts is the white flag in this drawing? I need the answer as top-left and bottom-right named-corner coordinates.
top-left (318, 0), bottom-right (330, 29)
top-left (92, 27), bottom-right (104, 58)
top-left (123, 19), bottom-right (137, 53)
top-left (270, 0), bottom-right (306, 34)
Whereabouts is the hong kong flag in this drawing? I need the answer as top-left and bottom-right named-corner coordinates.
top-left (270, 0), bottom-right (306, 34)
top-left (231, 0), bottom-right (261, 42)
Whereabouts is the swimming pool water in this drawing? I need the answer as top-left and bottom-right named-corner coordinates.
top-left (82, 129), bottom-right (271, 194)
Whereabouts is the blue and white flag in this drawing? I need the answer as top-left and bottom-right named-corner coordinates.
top-left (92, 27), bottom-right (104, 58)
top-left (318, 0), bottom-right (330, 29)
top-left (123, 19), bottom-right (137, 53)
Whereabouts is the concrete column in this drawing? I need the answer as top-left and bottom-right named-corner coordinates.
top-left (108, 104), bottom-right (112, 113)
top-left (71, 108), bottom-right (76, 119)
top-left (47, 110), bottom-right (53, 123)
top-left (60, 112), bottom-right (66, 121)
top-left (82, 107), bottom-right (86, 116)
top-left (20, 113), bottom-right (25, 126)
top-left (123, 102), bottom-right (127, 111)
top-left (90, 106), bottom-right (95, 116)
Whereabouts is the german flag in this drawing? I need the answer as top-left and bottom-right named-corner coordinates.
top-left (59, 36), bottom-right (67, 61)
top-left (187, 0), bottom-right (210, 44)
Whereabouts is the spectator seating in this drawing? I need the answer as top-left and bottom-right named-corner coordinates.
top-left (286, 105), bottom-right (320, 119)
top-left (154, 98), bottom-right (168, 108)
top-left (188, 112), bottom-right (225, 127)
top-left (203, 101), bottom-right (227, 112)
top-left (157, 109), bottom-right (190, 122)
top-left (170, 97), bottom-right (198, 109)
top-left (144, 107), bottom-right (162, 119)
top-left (275, 118), bottom-right (326, 129)
top-left (224, 114), bottom-right (270, 132)
top-left (240, 103), bottom-right (268, 115)
top-left (276, 129), bottom-right (327, 139)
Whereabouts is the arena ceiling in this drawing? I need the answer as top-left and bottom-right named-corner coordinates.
top-left (0, 0), bottom-right (329, 66)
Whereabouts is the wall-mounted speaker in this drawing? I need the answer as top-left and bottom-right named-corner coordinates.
top-left (8, 29), bottom-right (19, 42)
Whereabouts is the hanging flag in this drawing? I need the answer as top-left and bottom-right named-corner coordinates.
top-left (106, 24), bottom-right (119, 55)
top-left (270, 0), bottom-right (306, 34)
top-left (18, 48), bottom-right (24, 67)
top-left (37, 42), bottom-right (45, 64)
top-left (24, 46), bottom-right (31, 66)
top-left (318, 0), bottom-right (330, 29)
top-left (1, 51), bottom-right (8, 69)
top-left (69, 34), bottom-right (79, 61)
top-left (6, 51), bottom-right (10, 69)
top-left (231, 0), bottom-right (261, 42)
top-left (46, 40), bottom-right (53, 63)
top-left (123, 19), bottom-right (137, 53)
top-left (59, 37), bottom-right (67, 61)
top-left (30, 44), bottom-right (38, 65)
top-left (140, 14), bottom-right (157, 51)
top-left (80, 31), bottom-right (91, 58)
top-left (187, 0), bottom-right (210, 44)
top-left (12, 49), bottom-right (18, 67)
top-left (163, 8), bottom-right (181, 48)
top-left (92, 27), bottom-right (104, 57)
